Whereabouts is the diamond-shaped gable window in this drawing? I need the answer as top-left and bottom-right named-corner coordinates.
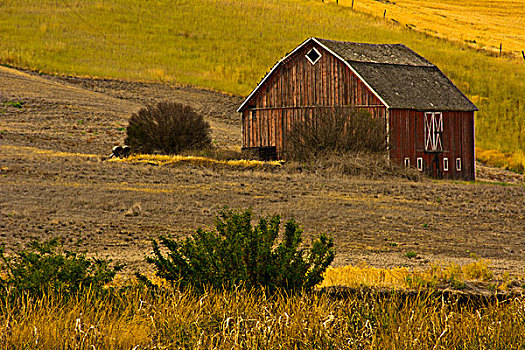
top-left (306, 48), bottom-right (321, 65)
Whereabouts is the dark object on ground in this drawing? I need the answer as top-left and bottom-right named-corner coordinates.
top-left (125, 101), bottom-right (212, 155)
top-left (110, 145), bottom-right (131, 158)
top-left (139, 208), bottom-right (335, 293)
top-left (241, 146), bottom-right (278, 161)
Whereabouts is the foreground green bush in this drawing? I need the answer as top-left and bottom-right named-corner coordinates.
top-left (0, 238), bottom-right (123, 299)
top-left (142, 208), bottom-right (335, 292)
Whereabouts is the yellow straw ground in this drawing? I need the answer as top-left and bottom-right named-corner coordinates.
top-left (108, 153), bottom-right (282, 170)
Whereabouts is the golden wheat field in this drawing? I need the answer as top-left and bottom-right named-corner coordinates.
top-left (333, 0), bottom-right (525, 58)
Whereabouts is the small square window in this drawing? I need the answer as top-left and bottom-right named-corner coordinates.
top-left (443, 157), bottom-right (449, 171)
top-left (404, 158), bottom-right (410, 168)
top-left (306, 48), bottom-right (321, 65)
top-left (456, 158), bottom-right (462, 171)
top-left (417, 157), bottom-right (423, 171)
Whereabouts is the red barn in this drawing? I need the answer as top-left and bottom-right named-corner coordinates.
top-left (237, 37), bottom-right (478, 180)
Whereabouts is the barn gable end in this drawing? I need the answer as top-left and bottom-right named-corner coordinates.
top-left (238, 37), bottom-right (477, 180)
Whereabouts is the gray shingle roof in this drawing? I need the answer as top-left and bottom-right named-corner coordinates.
top-left (316, 38), bottom-right (477, 111)
top-left (316, 38), bottom-right (433, 66)
top-left (350, 61), bottom-right (478, 111)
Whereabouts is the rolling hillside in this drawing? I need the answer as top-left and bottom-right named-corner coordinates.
top-left (0, 0), bottom-right (523, 171)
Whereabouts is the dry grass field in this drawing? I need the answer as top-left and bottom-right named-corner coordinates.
top-left (334, 0), bottom-right (525, 58)
top-left (0, 284), bottom-right (523, 348)
top-left (1, 286), bottom-right (524, 348)
top-left (1, 66), bottom-right (524, 277)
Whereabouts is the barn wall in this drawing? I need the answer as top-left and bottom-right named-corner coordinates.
top-left (241, 42), bottom-right (387, 156)
top-left (389, 109), bottom-right (475, 180)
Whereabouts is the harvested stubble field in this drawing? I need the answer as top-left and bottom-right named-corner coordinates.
top-left (0, 66), bottom-right (524, 277)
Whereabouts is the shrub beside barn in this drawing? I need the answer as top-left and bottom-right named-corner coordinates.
top-left (237, 37), bottom-right (477, 180)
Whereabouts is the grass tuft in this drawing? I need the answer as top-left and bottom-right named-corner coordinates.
top-left (320, 258), bottom-right (512, 291)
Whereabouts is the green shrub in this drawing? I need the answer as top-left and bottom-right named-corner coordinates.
top-left (3, 101), bottom-right (24, 108)
top-left (405, 251), bottom-right (418, 259)
top-left (141, 208), bottom-right (334, 293)
top-left (286, 107), bottom-right (387, 161)
top-left (0, 238), bottom-right (123, 299)
top-left (125, 101), bottom-right (212, 155)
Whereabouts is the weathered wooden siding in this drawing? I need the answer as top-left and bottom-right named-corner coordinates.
top-left (241, 42), bottom-right (387, 156)
top-left (389, 109), bottom-right (475, 180)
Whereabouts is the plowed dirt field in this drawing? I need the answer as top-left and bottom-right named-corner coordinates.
top-left (1, 66), bottom-right (524, 275)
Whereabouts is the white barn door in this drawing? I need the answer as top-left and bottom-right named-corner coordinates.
top-left (424, 112), bottom-right (443, 152)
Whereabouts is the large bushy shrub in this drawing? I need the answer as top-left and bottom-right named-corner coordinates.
top-left (286, 107), bottom-right (387, 161)
top-left (0, 238), bottom-right (123, 298)
top-left (141, 208), bottom-right (334, 293)
top-left (125, 101), bottom-right (212, 154)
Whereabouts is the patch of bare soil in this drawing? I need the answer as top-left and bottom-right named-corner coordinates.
top-left (1, 66), bottom-right (524, 276)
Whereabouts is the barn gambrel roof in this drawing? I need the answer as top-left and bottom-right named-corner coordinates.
top-left (238, 37), bottom-right (478, 112)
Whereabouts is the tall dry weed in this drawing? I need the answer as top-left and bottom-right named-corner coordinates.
top-left (286, 107), bottom-right (387, 161)
top-left (1, 285), bottom-right (523, 348)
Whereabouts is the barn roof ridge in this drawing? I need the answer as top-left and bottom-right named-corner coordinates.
top-left (313, 37), bottom-right (435, 67)
top-left (344, 60), bottom-right (436, 68)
